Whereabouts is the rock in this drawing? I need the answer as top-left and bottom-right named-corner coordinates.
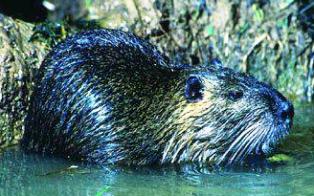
top-left (0, 14), bottom-right (48, 149)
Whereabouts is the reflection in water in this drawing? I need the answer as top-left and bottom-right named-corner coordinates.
top-left (1, 105), bottom-right (314, 196)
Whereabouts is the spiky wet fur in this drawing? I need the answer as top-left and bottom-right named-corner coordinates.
top-left (22, 29), bottom-right (292, 166)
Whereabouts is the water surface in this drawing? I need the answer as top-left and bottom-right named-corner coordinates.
top-left (1, 104), bottom-right (314, 196)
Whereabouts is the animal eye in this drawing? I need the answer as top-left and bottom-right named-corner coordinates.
top-left (228, 90), bottom-right (243, 101)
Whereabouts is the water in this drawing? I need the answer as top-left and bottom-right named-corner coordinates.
top-left (1, 105), bottom-right (314, 196)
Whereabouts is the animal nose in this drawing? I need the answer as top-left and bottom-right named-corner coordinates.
top-left (279, 101), bottom-right (294, 127)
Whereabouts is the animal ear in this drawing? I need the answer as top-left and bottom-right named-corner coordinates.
top-left (185, 76), bottom-right (204, 103)
top-left (210, 58), bottom-right (223, 67)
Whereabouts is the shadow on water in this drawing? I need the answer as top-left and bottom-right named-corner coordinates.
top-left (1, 105), bottom-right (314, 196)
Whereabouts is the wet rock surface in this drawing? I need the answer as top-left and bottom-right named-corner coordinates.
top-left (0, 14), bottom-right (48, 148)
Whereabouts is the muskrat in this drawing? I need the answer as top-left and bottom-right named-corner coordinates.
top-left (22, 29), bottom-right (294, 166)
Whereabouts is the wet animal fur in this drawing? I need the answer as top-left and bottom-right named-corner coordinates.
top-left (22, 29), bottom-right (293, 166)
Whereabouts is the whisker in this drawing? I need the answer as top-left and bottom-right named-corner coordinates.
top-left (225, 112), bottom-right (269, 164)
top-left (219, 123), bottom-right (253, 164)
top-left (229, 125), bottom-right (259, 163)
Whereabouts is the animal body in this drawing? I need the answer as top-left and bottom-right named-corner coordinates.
top-left (22, 29), bottom-right (294, 166)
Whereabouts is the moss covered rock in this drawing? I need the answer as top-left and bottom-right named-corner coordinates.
top-left (0, 14), bottom-right (48, 149)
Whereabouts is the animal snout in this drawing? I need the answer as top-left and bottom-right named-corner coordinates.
top-left (278, 101), bottom-right (294, 128)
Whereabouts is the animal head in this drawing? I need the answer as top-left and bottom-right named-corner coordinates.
top-left (162, 63), bottom-right (294, 165)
